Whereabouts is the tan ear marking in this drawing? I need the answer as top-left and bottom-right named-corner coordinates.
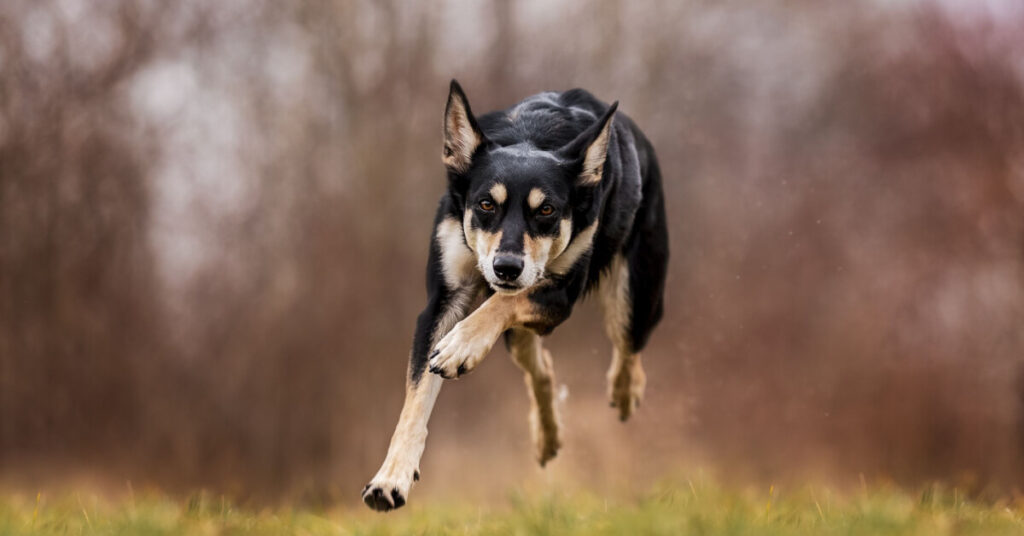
top-left (579, 118), bottom-right (613, 185)
top-left (443, 89), bottom-right (483, 173)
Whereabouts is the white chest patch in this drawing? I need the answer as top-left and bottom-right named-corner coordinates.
top-left (436, 217), bottom-right (478, 289)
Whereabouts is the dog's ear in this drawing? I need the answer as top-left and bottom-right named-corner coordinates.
top-left (443, 80), bottom-right (487, 173)
top-left (558, 101), bottom-right (618, 185)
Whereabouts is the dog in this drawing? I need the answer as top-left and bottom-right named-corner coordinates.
top-left (362, 80), bottom-right (668, 511)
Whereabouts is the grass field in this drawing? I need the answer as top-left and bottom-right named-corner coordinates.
top-left (2, 481), bottom-right (1023, 535)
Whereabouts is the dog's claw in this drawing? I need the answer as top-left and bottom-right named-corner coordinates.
top-left (429, 366), bottom-right (451, 379)
top-left (391, 489), bottom-right (406, 508)
top-left (413, 470), bottom-right (420, 481)
top-left (363, 487), bottom-right (397, 512)
top-left (456, 364), bottom-right (467, 376)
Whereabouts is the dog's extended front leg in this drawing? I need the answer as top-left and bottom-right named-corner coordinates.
top-left (362, 372), bottom-right (441, 511)
top-left (362, 290), bottom-right (474, 511)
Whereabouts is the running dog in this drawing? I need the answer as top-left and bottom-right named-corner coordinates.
top-left (362, 81), bottom-right (668, 511)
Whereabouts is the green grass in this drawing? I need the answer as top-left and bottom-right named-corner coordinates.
top-left (2, 481), bottom-right (1023, 535)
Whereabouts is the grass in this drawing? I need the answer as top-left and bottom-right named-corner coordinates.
top-left (2, 481), bottom-right (1023, 535)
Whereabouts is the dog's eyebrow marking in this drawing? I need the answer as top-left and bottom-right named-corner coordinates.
top-left (528, 188), bottom-right (546, 209)
top-left (489, 183), bottom-right (508, 204)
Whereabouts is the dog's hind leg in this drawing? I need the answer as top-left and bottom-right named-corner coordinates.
top-left (602, 164), bottom-right (669, 421)
top-left (600, 254), bottom-right (647, 422)
top-left (506, 328), bottom-right (561, 466)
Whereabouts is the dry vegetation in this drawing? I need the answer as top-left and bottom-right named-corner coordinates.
top-left (5, 481), bottom-right (1024, 535)
top-left (2, 0), bottom-right (1024, 505)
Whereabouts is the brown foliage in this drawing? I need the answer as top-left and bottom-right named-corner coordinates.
top-left (1, 0), bottom-right (1024, 498)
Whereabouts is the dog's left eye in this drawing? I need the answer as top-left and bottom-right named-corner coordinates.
top-left (479, 199), bottom-right (495, 212)
top-left (538, 204), bottom-right (555, 216)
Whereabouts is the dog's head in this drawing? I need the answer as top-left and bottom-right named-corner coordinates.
top-left (442, 80), bottom-right (616, 295)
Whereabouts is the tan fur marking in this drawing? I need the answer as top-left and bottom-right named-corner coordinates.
top-left (527, 188), bottom-right (546, 209)
top-left (579, 116), bottom-right (613, 185)
top-left (436, 217), bottom-right (478, 288)
top-left (607, 348), bottom-right (645, 421)
top-left (459, 292), bottom-right (541, 338)
top-left (464, 209), bottom-right (501, 259)
top-left (513, 220), bottom-right (572, 286)
top-left (365, 291), bottom-right (478, 509)
top-left (364, 282), bottom-right (485, 508)
top-left (431, 286), bottom-right (481, 347)
top-left (369, 371), bottom-right (441, 497)
top-left (600, 254), bottom-right (631, 351)
top-left (524, 233), bottom-right (552, 278)
top-left (490, 183), bottom-right (508, 204)
top-left (549, 218), bottom-right (572, 260)
top-left (507, 328), bottom-right (561, 466)
top-left (477, 230), bottom-right (502, 270)
top-left (547, 221), bottom-right (598, 275)
top-left (465, 209), bottom-right (512, 288)
top-left (462, 210), bottom-right (476, 252)
top-left (428, 290), bottom-right (547, 377)
top-left (599, 254), bottom-right (645, 421)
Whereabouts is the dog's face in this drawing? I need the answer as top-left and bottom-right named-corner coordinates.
top-left (461, 149), bottom-right (574, 293)
top-left (442, 81), bottom-right (617, 295)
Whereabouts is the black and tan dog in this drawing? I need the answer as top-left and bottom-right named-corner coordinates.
top-left (362, 81), bottom-right (668, 511)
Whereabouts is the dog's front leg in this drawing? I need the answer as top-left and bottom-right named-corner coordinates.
top-left (428, 292), bottom-right (539, 379)
top-left (362, 289), bottom-right (475, 511)
top-left (361, 371), bottom-right (441, 511)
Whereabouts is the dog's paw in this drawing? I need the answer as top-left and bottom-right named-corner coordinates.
top-left (535, 428), bottom-right (561, 467)
top-left (361, 469), bottom-right (419, 512)
top-left (609, 360), bottom-right (646, 422)
top-left (428, 320), bottom-right (495, 379)
top-left (531, 375), bottom-right (562, 467)
top-left (530, 406), bottom-right (562, 467)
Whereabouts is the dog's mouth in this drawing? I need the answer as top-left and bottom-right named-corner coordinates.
top-left (490, 281), bottom-right (524, 294)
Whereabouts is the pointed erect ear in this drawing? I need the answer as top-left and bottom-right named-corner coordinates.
top-left (558, 101), bottom-right (618, 185)
top-left (443, 80), bottom-right (487, 173)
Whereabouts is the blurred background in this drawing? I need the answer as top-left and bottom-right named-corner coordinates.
top-left (2, 0), bottom-right (1024, 502)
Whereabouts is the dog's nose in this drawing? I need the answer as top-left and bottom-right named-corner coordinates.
top-left (493, 255), bottom-right (524, 282)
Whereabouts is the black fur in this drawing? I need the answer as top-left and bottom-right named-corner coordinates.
top-left (408, 81), bottom-right (668, 384)
top-left (363, 81), bottom-right (669, 513)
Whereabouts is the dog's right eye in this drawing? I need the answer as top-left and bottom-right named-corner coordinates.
top-left (479, 199), bottom-right (495, 212)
